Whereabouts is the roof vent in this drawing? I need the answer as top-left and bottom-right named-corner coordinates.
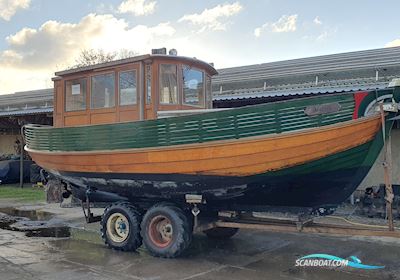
top-left (169, 49), bottom-right (178, 56)
top-left (152, 48), bottom-right (166, 55)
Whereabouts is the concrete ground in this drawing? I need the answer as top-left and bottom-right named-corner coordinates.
top-left (0, 203), bottom-right (400, 280)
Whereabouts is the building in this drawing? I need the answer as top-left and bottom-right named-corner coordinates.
top-left (0, 89), bottom-right (52, 155)
top-left (213, 46), bottom-right (400, 107)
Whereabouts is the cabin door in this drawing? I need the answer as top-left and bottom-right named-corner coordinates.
top-left (118, 66), bottom-right (141, 122)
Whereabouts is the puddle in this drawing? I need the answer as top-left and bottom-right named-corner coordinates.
top-left (0, 207), bottom-right (70, 238)
top-left (69, 227), bottom-right (103, 245)
top-left (0, 213), bottom-right (26, 228)
top-left (0, 207), bottom-right (54, 221)
top-left (12, 220), bottom-right (71, 238)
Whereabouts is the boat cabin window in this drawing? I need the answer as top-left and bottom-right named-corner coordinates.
top-left (65, 78), bottom-right (87, 112)
top-left (159, 64), bottom-right (178, 104)
top-left (182, 66), bottom-right (204, 107)
top-left (119, 70), bottom-right (137, 105)
top-left (146, 65), bottom-right (152, 104)
top-left (91, 73), bottom-right (115, 109)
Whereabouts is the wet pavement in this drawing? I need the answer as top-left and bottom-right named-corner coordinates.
top-left (0, 207), bottom-right (70, 238)
top-left (1, 225), bottom-right (400, 280)
top-left (0, 207), bottom-right (54, 221)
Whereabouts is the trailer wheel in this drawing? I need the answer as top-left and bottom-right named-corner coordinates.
top-left (204, 227), bottom-right (239, 239)
top-left (141, 204), bottom-right (192, 258)
top-left (101, 202), bottom-right (142, 251)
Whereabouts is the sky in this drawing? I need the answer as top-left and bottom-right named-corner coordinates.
top-left (1, 0), bottom-right (400, 94)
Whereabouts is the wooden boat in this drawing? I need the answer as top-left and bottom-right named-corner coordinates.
top-left (23, 50), bottom-right (400, 257)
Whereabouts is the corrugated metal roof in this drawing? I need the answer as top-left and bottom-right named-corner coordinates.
top-left (0, 107), bottom-right (53, 117)
top-left (0, 88), bottom-right (53, 106)
top-left (214, 47), bottom-right (400, 84)
top-left (0, 88), bottom-right (53, 116)
top-left (214, 79), bottom-right (391, 100)
top-left (213, 47), bottom-right (400, 100)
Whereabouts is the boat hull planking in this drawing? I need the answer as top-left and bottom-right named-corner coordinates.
top-left (50, 132), bottom-right (381, 209)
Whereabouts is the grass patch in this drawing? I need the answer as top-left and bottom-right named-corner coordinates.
top-left (0, 185), bottom-right (45, 202)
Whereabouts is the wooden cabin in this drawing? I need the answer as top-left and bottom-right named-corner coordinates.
top-left (52, 50), bottom-right (217, 127)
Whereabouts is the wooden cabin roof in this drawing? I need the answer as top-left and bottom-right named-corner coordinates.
top-left (53, 54), bottom-right (218, 79)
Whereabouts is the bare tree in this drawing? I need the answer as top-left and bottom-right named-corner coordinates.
top-left (70, 48), bottom-right (137, 69)
top-left (117, 49), bottom-right (138, 59)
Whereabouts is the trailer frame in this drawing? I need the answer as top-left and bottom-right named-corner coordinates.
top-left (195, 212), bottom-right (400, 239)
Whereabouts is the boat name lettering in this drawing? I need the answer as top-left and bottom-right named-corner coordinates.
top-left (304, 102), bottom-right (341, 116)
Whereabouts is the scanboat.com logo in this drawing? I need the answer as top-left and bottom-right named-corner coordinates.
top-left (295, 254), bottom-right (385, 270)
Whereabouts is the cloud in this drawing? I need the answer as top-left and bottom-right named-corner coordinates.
top-left (254, 27), bottom-right (262, 38)
top-left (0, 13), bottom-right (176, 93)
top-left (313, 16), bottom-right (322, 25)
top-left (271, 14), bottom-right (298, 32)
top-left (117, 0), bottom-right (156, 16)
top-left (316, 31), bottom-right (328, 41)
top-left (178, 2), bottom-right (242, 32)
top-left (1, 13), bottom-right (175, 69)
top-left (0, 0), bottom-right (30, 21)
top-left (0, 68), bottom-right (51, 94)
top-left (385, 39), bottom-right (400, 48)
top-left (254, 14), bottom-right (298, 37)
top-left (95, 3), bottom-right (114, 14)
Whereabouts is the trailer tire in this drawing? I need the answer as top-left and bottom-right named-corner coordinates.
top-left (101, 202), bottom-right (142, 252)
top-left (204, 227), bottom-right (239, 239)
top-left (141, 204), bottom-right (192, 258)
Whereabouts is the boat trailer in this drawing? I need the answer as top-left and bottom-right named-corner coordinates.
top-left (74, 187), bottom-right (400, 258)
